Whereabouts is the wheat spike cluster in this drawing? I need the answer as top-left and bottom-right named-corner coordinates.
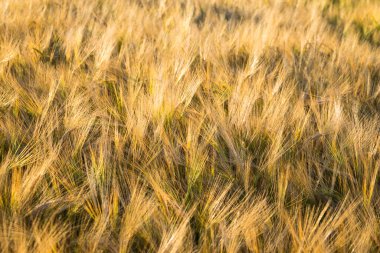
top-left (0, 0), bottom-right (380, 252)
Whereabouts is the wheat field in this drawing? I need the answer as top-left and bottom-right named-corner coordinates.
top-left (0, 0), bottom-right (380, 252)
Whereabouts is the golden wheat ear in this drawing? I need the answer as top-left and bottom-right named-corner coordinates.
top-left (1, 0), bottom-right (380, 251)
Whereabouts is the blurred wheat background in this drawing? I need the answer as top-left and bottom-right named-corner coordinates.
top-left (0, 0), bottom-right (380, 252)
